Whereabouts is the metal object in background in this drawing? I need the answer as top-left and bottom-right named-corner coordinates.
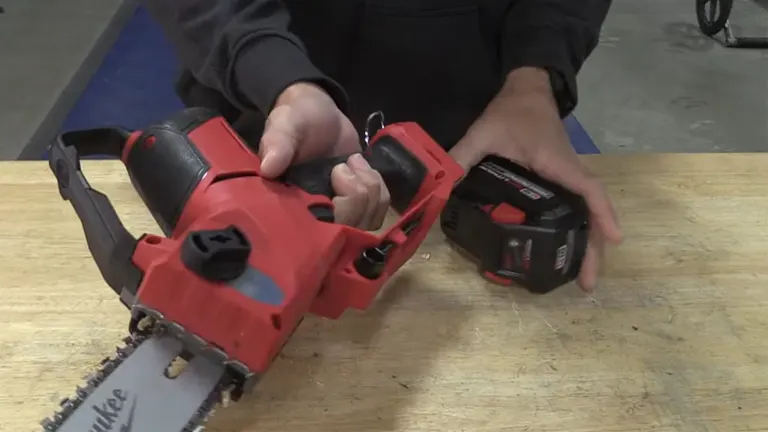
top-left (696, 0), bottom-right (768, 48)
top-left (364, 110), bottom-right (385, 148)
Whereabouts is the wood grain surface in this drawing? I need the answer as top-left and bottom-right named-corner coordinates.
top-left (1, 155), bottom-right (766, 432)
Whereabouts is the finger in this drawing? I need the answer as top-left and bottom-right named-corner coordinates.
top-left (346, 154), bottom-right (389, 229)
top-left (448, 138), bottom-right (487, 172)
top-left (580, 178), bottom-right (623, 245)
top-left (259, 106), bottom-right (303, 178)
top-left (577, 241), bottom-right (600, 292)
top-left (330, 163), bottom-right (369, 226)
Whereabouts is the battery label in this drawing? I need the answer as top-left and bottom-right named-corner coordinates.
top-left (557, 230), bottom-right (577, 274)
top-left (554, 244), bottom-right (567, 271)
top-left (478, 162), bottom-right (554, 200)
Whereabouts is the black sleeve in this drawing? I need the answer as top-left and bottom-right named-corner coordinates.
top-left (501, 0), bottom-right (612, 117)
top-left (139, 0), bottom-right (349, 115)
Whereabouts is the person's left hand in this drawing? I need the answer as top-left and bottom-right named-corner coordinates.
top-left (449, 67), bottom-right (623, 292)
top-left (259, 82), bottom-right (390, 230)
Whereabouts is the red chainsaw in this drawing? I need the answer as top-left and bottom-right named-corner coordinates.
top-left (42, 107), bottom-right (463, 431)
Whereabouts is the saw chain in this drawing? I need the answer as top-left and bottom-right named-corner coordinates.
top-left (40, 324), bottom-right (229, 432)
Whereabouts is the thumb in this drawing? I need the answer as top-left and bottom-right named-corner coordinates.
top-left (448, 139), bottom-right (487, 173)
top-left (259, 106), bottom-right (303, 178)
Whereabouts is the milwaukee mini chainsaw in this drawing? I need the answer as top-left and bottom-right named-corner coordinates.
top-left (41, 107), bottom-right (463, 431)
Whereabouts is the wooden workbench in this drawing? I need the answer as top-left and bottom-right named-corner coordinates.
top-left (1, 155), bottom-right (766, 432)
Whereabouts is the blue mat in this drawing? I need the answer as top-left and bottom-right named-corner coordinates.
top-left (54, 6), bottom-right (600, 158)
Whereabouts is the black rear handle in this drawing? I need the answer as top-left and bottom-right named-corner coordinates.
top-left (282, 134), bottom-right (428, 215)
top-left (48, 128), bottom-right (143, 307)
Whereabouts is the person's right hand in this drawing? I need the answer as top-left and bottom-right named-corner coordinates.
top-left (258, 82), bottom-right (390, 230)
top-left (449, 68), bottom-right (623, 292)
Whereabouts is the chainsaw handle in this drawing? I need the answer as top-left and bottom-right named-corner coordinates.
top-left (120, 108), bottom-right (434, 233)
top-left (48, 128), bottom-right (143, 306)
top-left (306, 122), bottom-right (465, 318)
top-left (282, 133), bottom-right (428, 215)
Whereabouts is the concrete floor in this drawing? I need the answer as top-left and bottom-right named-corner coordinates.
top-left (0, 0), bottom-right (131, 160)
top-left (576, 0), bottom-right (768, 153)
top-left (2, 0), bottom-right (767, 158)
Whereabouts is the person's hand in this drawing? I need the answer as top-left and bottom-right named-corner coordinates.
top-left (259, 82), bottom-right (390, 230)
top-left (449, 68), bottom-right (623, 292)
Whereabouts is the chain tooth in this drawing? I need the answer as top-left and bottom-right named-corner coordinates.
top-left (41, 418), bottom-right (56, 431)
top-left (181, 384), bottom-right (224, 432)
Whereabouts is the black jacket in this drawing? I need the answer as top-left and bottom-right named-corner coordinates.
top-left (141, 0), bottom-right (611, 149)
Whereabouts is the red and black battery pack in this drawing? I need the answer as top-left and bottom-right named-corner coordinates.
top-left (440, 155), bottom-right (589, 293)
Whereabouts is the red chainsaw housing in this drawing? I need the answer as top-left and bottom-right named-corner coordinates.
top-left (121, 116), bottom-right (462, 374)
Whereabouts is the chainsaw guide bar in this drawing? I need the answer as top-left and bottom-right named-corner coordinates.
top-left (40, 326), bottom-right (228, 432)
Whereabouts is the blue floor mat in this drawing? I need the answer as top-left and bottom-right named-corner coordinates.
top-left (52, 6), bottom-right (600, 159)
